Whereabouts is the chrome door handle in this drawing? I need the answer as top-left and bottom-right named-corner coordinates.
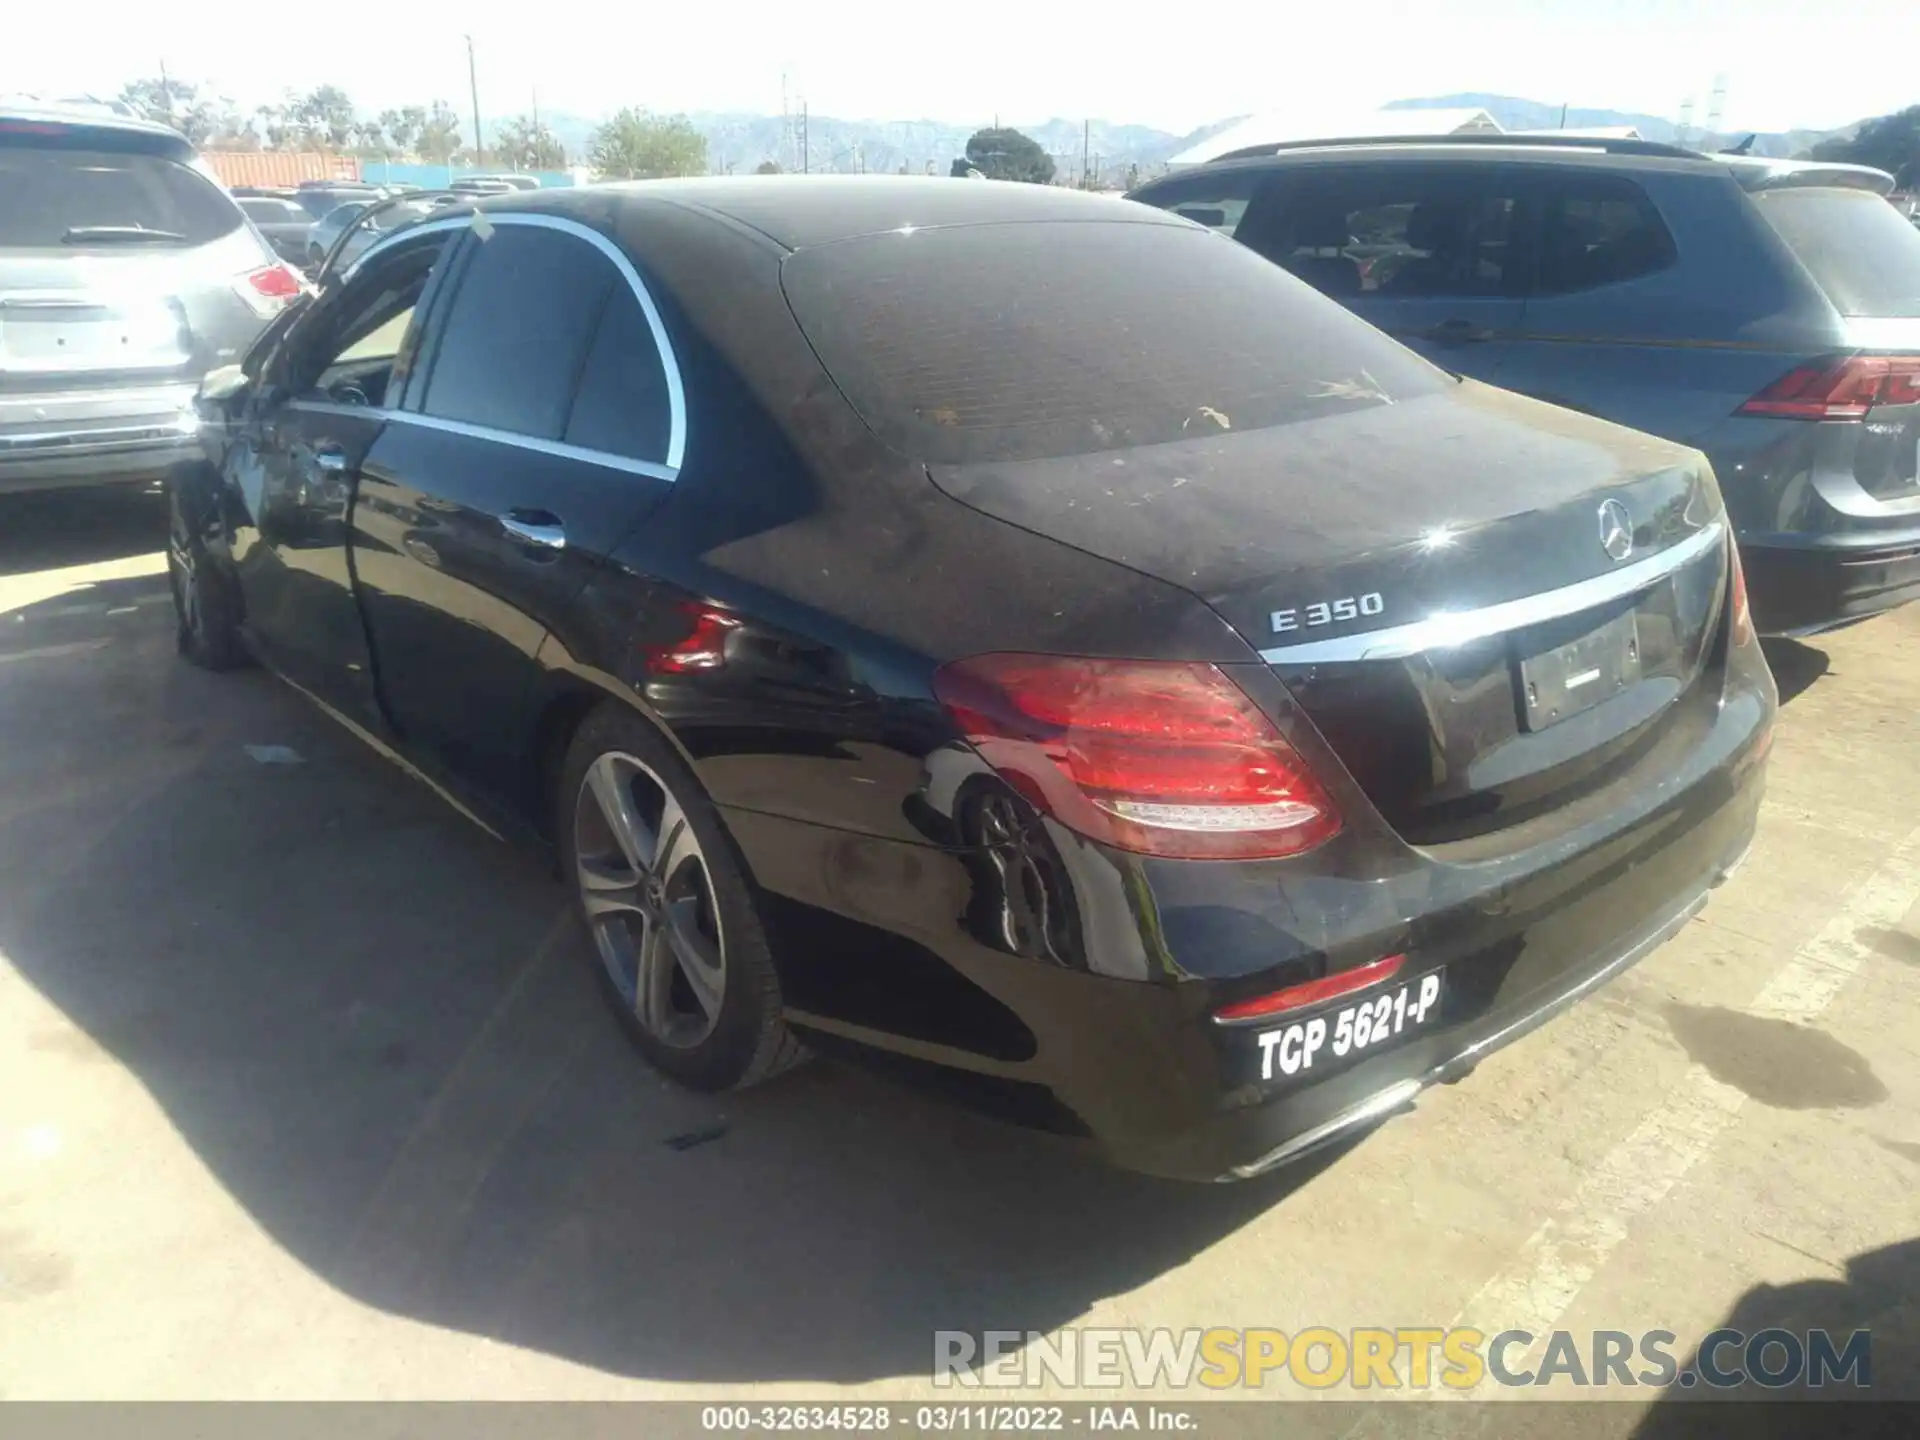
top-left (312, 446), bottom-right (349, 473)
top-left (501, 509), bottom-right (566, 551)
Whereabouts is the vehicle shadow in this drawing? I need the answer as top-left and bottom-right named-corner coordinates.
top-left (0, 486), bottom-right (168, 578)
top-left (1632, 1237), bottom-right (1919, 1434)
top-left (1759, 638), bottom-right (1830, 707)
top-left (0, 574), bottom-right (1315, 1386)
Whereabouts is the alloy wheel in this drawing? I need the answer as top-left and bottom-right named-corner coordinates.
top-left (573, 751), bottom-right (728, 1048)
top-left (168, 515), bottom-right (202, 641)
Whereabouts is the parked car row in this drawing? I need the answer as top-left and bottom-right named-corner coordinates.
top-left (235, 176), bottom-right (544, 270)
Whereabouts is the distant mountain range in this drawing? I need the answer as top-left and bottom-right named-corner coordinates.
top-left (529, 94), bottom-right (1856, 176)
top-left (534, 108), bottom-right (1233, 179)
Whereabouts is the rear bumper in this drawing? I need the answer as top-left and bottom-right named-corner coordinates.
top-left (0, 384), bottom-right (201, 493)
top-left (1739, 532), bottom-right (1920, 636)
top-left (1698, 413), bottom-right (1920, 634)
top-left (728, 638), bottom-right (1776, 1183)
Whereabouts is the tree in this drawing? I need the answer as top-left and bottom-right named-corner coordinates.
top-left (117, 76), bottom-right (251, 149)
top-left (351, 119), bottom-right (389, 157)
top-left (494, 115), bottom-right (566, 172)
top-left (959, 126), bottom-right (1054, 184)
top-left (416, 101), bottom-right (465, 163)
top-left (1811, 105), bottom-right (1920, 189)
top-left (754, 159), bottom-right (782, 174)
top-left (381, 106), bottom-right (426, 156)
top-left (290, 85), bottom-right (356, 150)
top-left (589, 109), bottom-right (707, 180)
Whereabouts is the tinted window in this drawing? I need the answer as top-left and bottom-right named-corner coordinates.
top-left (565, 284), bottom-right (673, 464)
top-left (422, 225), bottom-right (617, 439)
top-left (0, 144), bottom-right (241, 247)
top-left (1130, 171), bottom-right (1262, 236)
top-left (783, 221), bottom-right (1448, 466)
top-left (294, 234), bottom-right (454, 406)
top-left (1754, 187), bottom-right (1920, 318)
top-left (1240, 167), bottom-right (1516, 299)
top-left (295, 189), bottom-right (372, 219)
top-left (1533, 178), bottom-right (1676, 294)
top-left (239, 197), bottom-right (305, 224)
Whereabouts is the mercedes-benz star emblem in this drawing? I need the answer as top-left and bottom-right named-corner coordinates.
top-left (1598, 499), bottom-right (1634, 563)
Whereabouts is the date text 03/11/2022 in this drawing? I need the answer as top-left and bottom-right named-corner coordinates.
top-left (1255, 973), bottom-right (1445, 1080)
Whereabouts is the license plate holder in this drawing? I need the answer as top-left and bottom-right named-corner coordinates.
top-left (0, 303), bottom-right (186, 375)
top-left (1517, 608), bottom-right (1642, 732)
top-left (1250, 969), bottom-right (1446, 1084)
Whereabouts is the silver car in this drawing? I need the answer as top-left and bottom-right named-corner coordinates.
top-left (305, 198), bottom-right (449, 270)
top-left (0, 105), bottom-right (299, 494)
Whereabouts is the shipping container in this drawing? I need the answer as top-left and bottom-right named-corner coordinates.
top-left (202, 151), bottom-right (361, 190)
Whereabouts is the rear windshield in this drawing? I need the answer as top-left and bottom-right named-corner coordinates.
top-left (1754, 187), bottom-right (1920, 318)
top-left (239, 198), bottom-right (304, 224)
top-left (0, 144), bottom-right (241, 248)
top-left (782, 220), bottom-right (1449, 465)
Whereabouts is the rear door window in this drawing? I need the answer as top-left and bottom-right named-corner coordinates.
top-left (782, 220), bottom-right (1448, 465)
top-left (1532, 176), bottom-right (1677, 294)
top-left (564, 284), bottom-right (675, 465)
top-left (420, 223), bottom-right (617, 439)
top-left (0, 144), bottom-right (241, 247)
top-left (1753, 187), bottom-right (1920, 318)
top-left (1237, 165), bottom-right (1519, 300)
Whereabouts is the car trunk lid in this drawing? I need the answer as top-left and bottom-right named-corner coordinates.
top-left (929, 382), bottom-right (1730, 847)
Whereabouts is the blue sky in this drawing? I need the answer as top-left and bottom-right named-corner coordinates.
top-left (5, 0), bottom-right (1916, 135)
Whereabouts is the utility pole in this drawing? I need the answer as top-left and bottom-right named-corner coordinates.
top-left (802, 101), bottom-right (809, 174)
top-left (1082, 119), bottom-right (1090, 189)
top-left (1558, 102), bottom-right (1568, 129)
top-left (465, 34), bottom-right (483, 167)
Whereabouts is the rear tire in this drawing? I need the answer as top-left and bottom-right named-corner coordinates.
top-left (168, 475), bottom-right (251, 672)
top-left (559, 704), bottom-right (806, 1091)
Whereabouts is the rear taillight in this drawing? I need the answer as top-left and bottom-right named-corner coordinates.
top-left (642, 602), bottom-right (742, 673)
top-left (234, 263), bottom-right (303, 317)
top-left (1729, 541), bottom-right (1754, 647)
top-left (931, 654), bottom-right (1342, 861)
top-left (1215, 953), bottom-right (1406, 1023)
top-left (1737, 355), bottom-right (1920, 419)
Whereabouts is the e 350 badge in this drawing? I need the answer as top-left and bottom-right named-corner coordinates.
top-left (1271, 591), bottom-right (1385, 634)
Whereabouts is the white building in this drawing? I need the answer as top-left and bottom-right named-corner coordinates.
top-left (1167, 107), bottom-right (1502, 167)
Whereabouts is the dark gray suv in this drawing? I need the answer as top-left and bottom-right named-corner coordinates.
top-left (1, 106), bottom-right (300, 495)
top-left (1131, 135), bottom-right (1920, 635)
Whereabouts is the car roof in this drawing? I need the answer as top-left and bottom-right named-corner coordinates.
top-left (501, 175), bottom-right (1191, 251)
top-left (1141, 134), bottom-right (1897, 194)
top-left (0, 103), bottom-right (193, 159)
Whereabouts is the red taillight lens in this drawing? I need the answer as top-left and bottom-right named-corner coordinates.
top-left (233, 263), bottom-right (303, 316)
top-left (1215, 953), bottom-right (1406, 1023)
top-left (643, 602), bottom-right (742, 673)
top-left (248, 264), bottom-right (303, 299)
top-left (932, 654), bottom-right (1342, 861)
top-left (1729, 540), bottom-right (1754, 647)
top-left (1737, 355), bottom-right (1920, 420)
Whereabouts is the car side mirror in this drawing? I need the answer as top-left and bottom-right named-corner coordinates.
top-left (199, 364), bottom-right (250, 404)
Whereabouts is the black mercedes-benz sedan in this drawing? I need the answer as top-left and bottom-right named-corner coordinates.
top-left (170, 177), bottom-right (1776, 1181)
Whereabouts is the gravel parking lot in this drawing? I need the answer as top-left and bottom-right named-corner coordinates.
top-left (0, 489), bottom-right (1915, 1411)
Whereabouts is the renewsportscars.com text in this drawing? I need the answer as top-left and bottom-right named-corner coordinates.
top-left (933, 1327), bottom-right (1872, 1391)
